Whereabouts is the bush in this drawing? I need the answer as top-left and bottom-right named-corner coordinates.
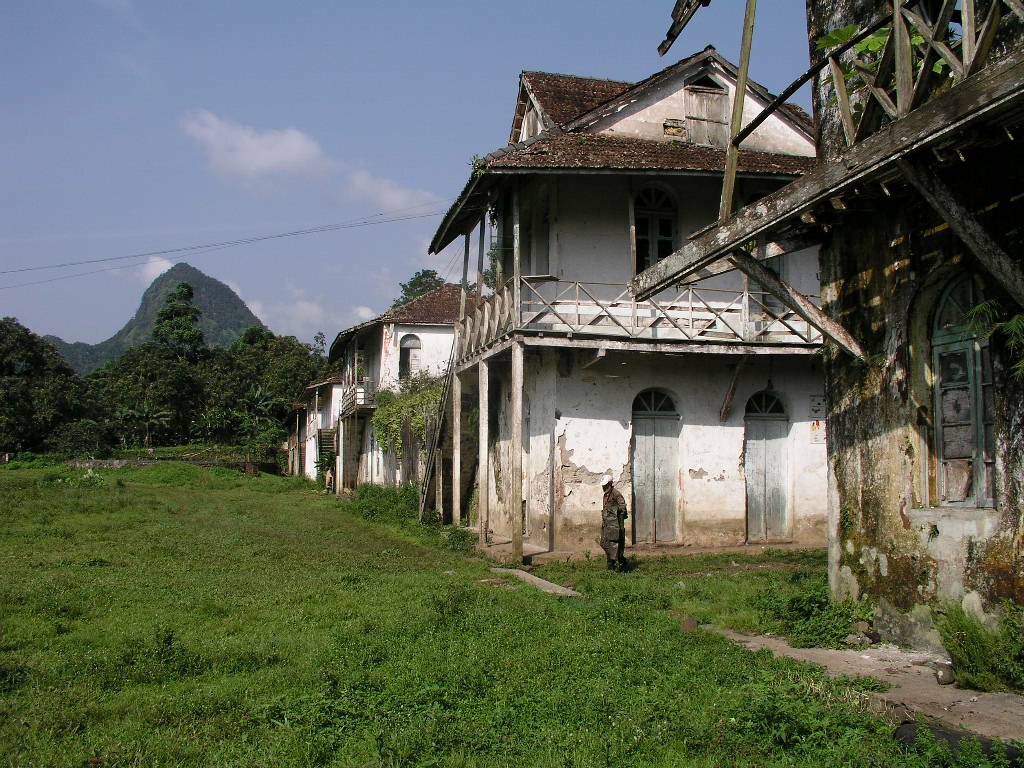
top-left (759, 576), bottom-right (870, 647)
top-left (345, 483), bottom-right (419, 524)
top-left (936, 602), bottom-right (1024, 691)
top-left (45, 418), bottom-right (112, 458)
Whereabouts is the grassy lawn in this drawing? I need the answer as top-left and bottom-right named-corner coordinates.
top-left (0, 463), bottom-right (989, 766)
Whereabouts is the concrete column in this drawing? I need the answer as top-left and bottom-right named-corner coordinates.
top-left (478, 360), bottom-right (490, 546)
top-left (452, 372), bottom-right (462, 526)
top-left (511, 341), bottom-right (524, 562)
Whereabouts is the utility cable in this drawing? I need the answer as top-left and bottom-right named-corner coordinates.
top-left (0, 208), bottom-right (447, 277)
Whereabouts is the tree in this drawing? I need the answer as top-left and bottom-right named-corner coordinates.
top-left (152, 282), bottom-right (205, 360)
top-left (391, 269), bottom-right (444, 308)
top-left (0, 317), bottom-right (84, 452)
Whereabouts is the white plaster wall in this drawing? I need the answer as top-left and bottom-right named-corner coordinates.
top-left (551, 176), bottom-right (815, 299)
top-left (591, 66), bottom-right (813, 157)
top-left (534, 350), bottom-right (827, 551)
top-left (378, 323), bottom-right (454, 390)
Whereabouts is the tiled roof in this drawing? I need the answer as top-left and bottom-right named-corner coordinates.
top-left (486, 133), bottom-right (816, 175)
top-left (522, 72), bottom-right (632, 126)
top-left (379, 283), bottom-right (464, 325)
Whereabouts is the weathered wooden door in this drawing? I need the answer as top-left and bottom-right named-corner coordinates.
top-left (745, 391), bottom-right (789, 543)
top-left (631, 390), bottom-right (679, 544)
top-left (932, 275), bottom-right (995, 507)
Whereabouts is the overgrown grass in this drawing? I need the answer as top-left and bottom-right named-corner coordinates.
top-left (534, 549), bottom-right (869, 646)
top-left (936, 603), bottom-right (1024, 692)
top-left (0, 463), bottom-right (1009, 766)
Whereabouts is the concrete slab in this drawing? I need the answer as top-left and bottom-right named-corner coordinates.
top-left (712, 628), bottom-right (1024, 743)
top-left (490, 567), bottom-right (582, 597)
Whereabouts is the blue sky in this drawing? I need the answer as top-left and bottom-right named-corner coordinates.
top-left (1, 1), bottom-right (813, 345)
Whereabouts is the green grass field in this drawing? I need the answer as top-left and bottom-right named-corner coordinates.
top-left (0, 463), bottom-right (999, 766)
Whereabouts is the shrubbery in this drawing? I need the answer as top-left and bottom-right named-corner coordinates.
top-left (936, 602), bottom-right (1024, 691)
top-left (758, 575), bottom-right (872, 647)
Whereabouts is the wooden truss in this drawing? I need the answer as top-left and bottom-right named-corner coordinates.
top-left (632, 1), bottom-right (1024, 356)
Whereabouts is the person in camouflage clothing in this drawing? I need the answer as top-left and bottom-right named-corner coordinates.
top-left (600, 474), bottom-right (628, 571)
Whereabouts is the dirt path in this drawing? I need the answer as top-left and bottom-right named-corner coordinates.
top-left (713, 628), bottom-right (1024, 743)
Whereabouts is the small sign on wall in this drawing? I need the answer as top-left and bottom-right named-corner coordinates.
top-left (809, 395), bottom-right (827, 444)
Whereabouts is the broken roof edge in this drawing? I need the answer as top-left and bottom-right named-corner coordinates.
top-left (659, 0), bottom-right (713, 57)
top-left (429, 125), bottom-right (566, 254)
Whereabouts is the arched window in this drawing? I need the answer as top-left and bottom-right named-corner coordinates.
top-left (632, 389), bottom-right (678, 415)
top-left (932, 274), bottom-right (994, 507)
top-left (399, 334), bottom-right (421, 379)
top-left (634, 188), bottom-right (676, 274)
top-left (745, 390), bottom-right (787, 418)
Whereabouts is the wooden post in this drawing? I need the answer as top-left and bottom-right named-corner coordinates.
top-left (451, 372), bottom-right (462, 526)
top-left (511, 341), bottom-right (524, 562)
top-left (434, 442), bottom-right (444, 522)
top-left (460, 233), bottom-right (470, 320)
top-left (512, 184), bottom-right (522, 327)
top-left (478, 360), bottom-right (490, 546)
top-left (477, 216), bottom-right (486, 299)
top-left (897, 158), bottom-right (1024, 308)
top-left (720, 0), bottom-right (757, 220)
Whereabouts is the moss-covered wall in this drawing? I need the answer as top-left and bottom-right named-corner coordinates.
top-left (819, 143), bottom-right (1024, 624)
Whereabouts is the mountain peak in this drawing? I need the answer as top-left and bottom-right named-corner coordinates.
top-left (47, 263), bottom-right (266, 374)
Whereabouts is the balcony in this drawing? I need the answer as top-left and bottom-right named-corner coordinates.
top-left (339, 379), bottom-right (377, 416)
top-left (455, 276), bottom-right (822, 363)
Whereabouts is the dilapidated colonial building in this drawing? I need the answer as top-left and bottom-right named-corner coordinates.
top-left (638, 1), bottom-right (1024, 647)
top-left (328, 284), bottom-right (461, 490)
top-left (430, 48), bottom-right (831, 560)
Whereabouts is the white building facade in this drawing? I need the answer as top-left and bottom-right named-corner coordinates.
top-left (327, 284), bottom-right (461, 490)
top-left (430, 48), bottom-right (830, 558)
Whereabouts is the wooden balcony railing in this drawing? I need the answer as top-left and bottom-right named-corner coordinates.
top-left (455, 277), bottom-right (822, 360)
top-left (339, 378), bottom-right (376, 415)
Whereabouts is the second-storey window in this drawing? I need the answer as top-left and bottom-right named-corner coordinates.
top-left (634, 187), bottom-right (676, 274)
top-left (399, 335), bottom-right (421, 379)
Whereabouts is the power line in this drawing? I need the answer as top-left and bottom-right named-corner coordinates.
top-left (0, 208), bottom-right (447, 278)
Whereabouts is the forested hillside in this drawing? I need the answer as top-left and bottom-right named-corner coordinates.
top-left (46, 263), bottom-right (265, 374)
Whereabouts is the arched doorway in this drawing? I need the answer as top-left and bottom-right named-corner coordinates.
top-left (631, 389), bottom-right (680, 544)
top-left (744, 390), bottom-right (789, 543)
top-left (932, 275), bottom-right (994, 507)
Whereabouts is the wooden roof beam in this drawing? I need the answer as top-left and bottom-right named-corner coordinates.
top-left (629, 45), bottom-right (1024, 299)
top-left (897, 157), bottom-right (1024, 307)
top-left (682, 233), bottom-right (821, 283)
top-left (728, 249), bottom-right (864, 359)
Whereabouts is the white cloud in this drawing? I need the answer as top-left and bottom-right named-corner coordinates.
top-left (245, 287), bottom-right (377, 342)
top-left (182, 109), bottom-right (331, 181)
top-left (137, 257), bottom-right (172, 284)
top-left (344, 169), bottom-right (439, 212)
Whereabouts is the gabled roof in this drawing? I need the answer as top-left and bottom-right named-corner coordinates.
top-left (430, 47), bottom-right (816, 254)
top-left (379, 283), bottom-right (464, 325)
top-left (328, 283), bottom-right (463, 361)
top-left (513, 72), bottom-right (632, 139)
top-left (563, 46), bottom-right (813, 137)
